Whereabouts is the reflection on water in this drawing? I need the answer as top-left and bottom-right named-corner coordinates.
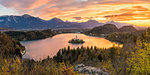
top-left (21, 33), bottom-right (121, 60)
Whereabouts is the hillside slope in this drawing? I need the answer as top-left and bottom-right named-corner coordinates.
top-left (85, 24), bottom-right (119, 34)
top-left (85, 24), bottom-right (138, 36)
top-left (119, 26), bottom-right (137, 32)
top-left (0, 33), bottom-right (25, 58)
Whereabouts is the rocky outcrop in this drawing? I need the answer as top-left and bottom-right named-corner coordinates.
top-left (74, 64), bottom-right (110, 75)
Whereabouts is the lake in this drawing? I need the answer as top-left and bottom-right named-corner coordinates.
top-left (21, 33), bottom-right (121, 60)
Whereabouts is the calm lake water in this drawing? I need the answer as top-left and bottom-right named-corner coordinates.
top-left (21, 33), bottom-right (121, 60)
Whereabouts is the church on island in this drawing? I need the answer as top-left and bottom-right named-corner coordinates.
top-left (73, 35), bottom-right (78, 40)
top-left (68, 35), bottom-right (85, 44)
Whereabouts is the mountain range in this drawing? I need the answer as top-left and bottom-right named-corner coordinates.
top-left (0, 14), bottom-right (147, 30)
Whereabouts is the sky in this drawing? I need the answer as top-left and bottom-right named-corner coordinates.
top-left (0, 0), bottom-right (150, 27)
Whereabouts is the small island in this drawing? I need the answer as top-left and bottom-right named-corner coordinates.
top-left (68, 35), bottom-right (85, 44)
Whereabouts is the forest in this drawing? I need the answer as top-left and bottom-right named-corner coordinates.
top-left (4, 29), bottom-right (56, 41)
top-left (0, 28), bottom-right (150, 75)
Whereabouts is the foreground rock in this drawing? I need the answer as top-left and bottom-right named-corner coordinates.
top-left (74, 64), bottom-right (110, 75)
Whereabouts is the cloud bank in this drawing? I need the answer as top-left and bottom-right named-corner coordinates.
top-left (0, 0), bottom-right (150, 26)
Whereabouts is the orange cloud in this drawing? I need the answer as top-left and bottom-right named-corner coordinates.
top-left (103, 6), bottom-right (150, 21)
top-left (1, 0), bottom-right (150, 26)
top-left (132, 6), bottom-right (149, 11)
top-left (73, 17), bottom-right (83, 20)
top-left (28, 0), bottom-right (50, 9)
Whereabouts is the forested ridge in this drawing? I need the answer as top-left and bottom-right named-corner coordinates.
top-left (5, 29), bottom-right (56, 41)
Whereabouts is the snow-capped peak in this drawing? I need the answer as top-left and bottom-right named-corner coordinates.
top-left (22, 14), bottom-right (32, 18)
